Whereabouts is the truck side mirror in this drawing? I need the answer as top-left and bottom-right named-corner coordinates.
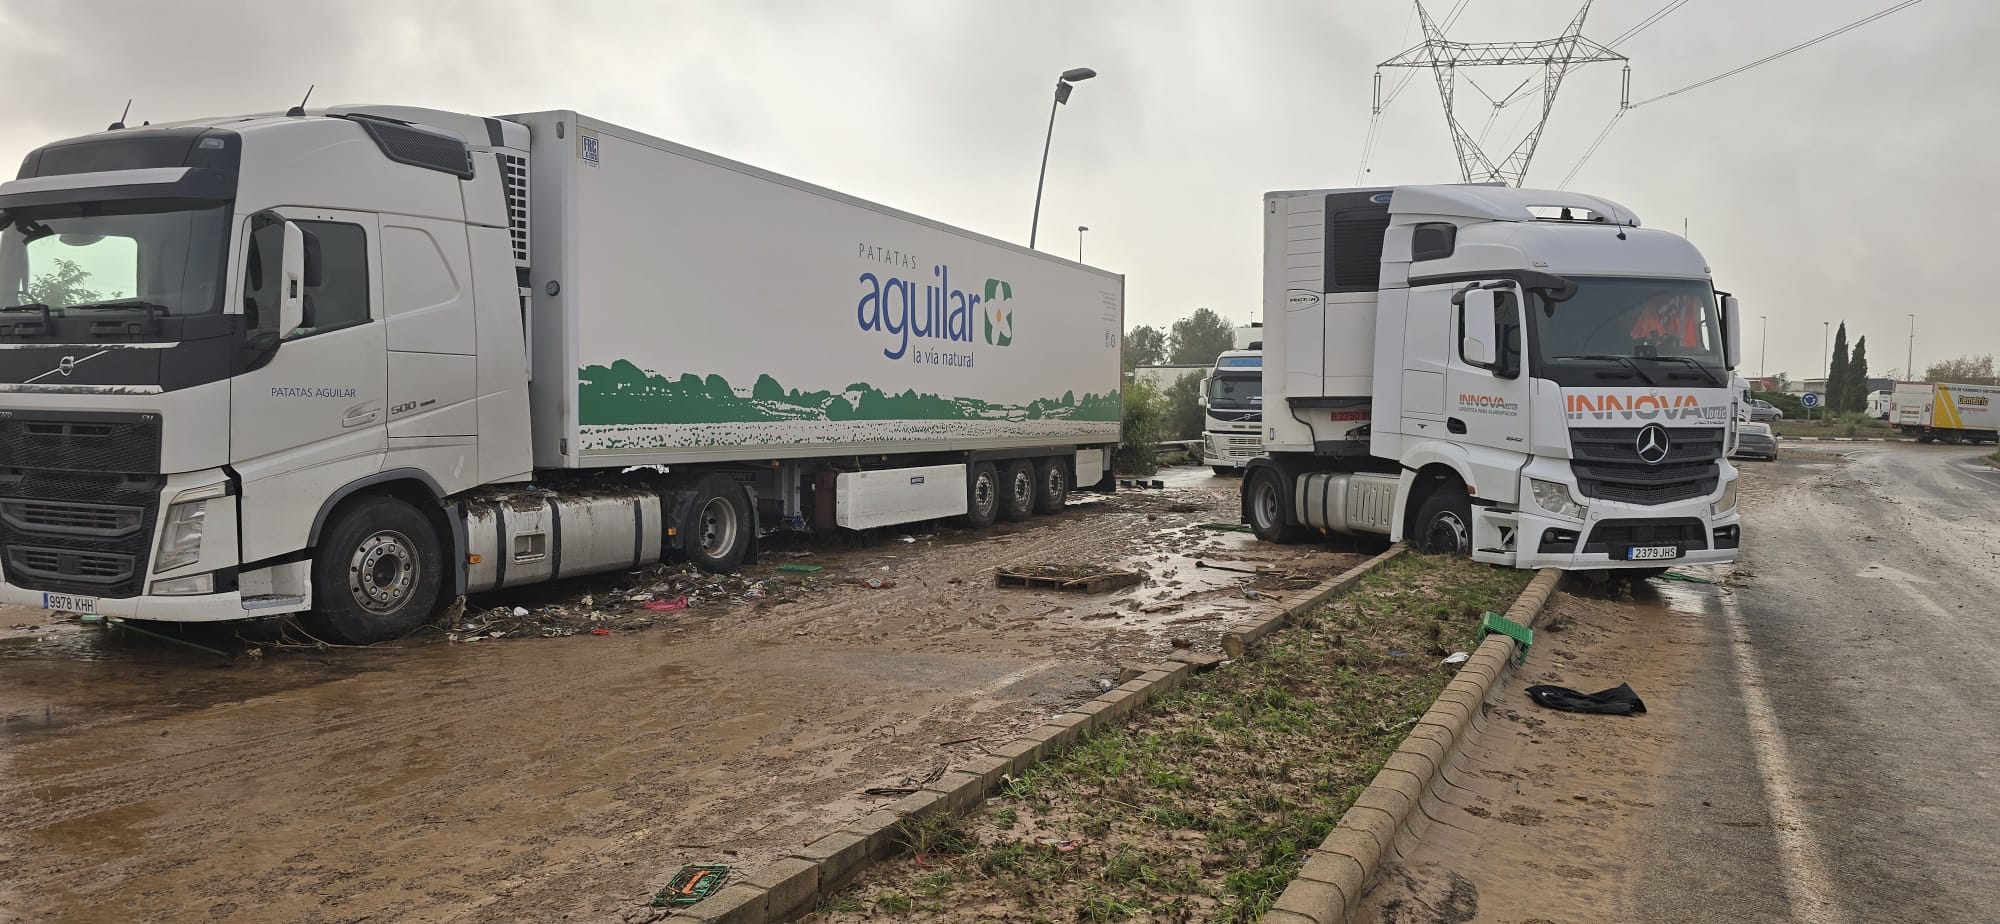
top-left (279, 221), bottom-right (306, 339)
top-left (1461, 288), bottom-right (1497, 367)
top-left (1721, 294), bottom-right (1741, 370)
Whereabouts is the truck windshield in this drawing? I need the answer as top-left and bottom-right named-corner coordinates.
top-left (1208, 373), bottom-right (1262, 410)
top-left (1, 199), bottom-right (230, 316)
top-left (1533, 276), bottom-right (1724, 386)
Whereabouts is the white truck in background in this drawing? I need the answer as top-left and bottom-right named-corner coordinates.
top-left (1891, 381), bottom-right (2000, 443)
top-left (1243, 185), bottom-right (1743, 575)
top-left (1202, 347), bottom-right (1263, 474)
top-left (0, 106), bottom-right (1122, 643)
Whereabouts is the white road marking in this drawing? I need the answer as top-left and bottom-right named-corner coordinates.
top-left (1856, 564), bottom-right (1955, 620)
top-left (1719, 591), bottom-right (1851, 924)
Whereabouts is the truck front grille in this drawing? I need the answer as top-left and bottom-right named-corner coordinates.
top-left (0, 411), bottom-right (162, 473)
top-left (1569, 427), bottom-right (1722, 506)
top-left (5, 545), bottom-right (136, 586)
top-left (0, 500), bottom-right (145, 538)
top-left (0, 468), bottom-right (162, 598)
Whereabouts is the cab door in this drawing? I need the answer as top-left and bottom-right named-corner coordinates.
top-left (1442, 282), bottom-right (1532, 469)
top-left (229, 208), bottom-right (389, 565)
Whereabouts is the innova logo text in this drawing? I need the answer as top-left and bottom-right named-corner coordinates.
top-left (1565, 392), bottom-right (1728, 423)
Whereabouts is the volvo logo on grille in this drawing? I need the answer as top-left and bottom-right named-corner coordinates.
top-left (57, 355), bottom-right (77, 376)
top-left (1634, 424), bottom-right (1671, 465)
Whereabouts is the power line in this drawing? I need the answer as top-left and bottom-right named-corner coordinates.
top-left (1607, 0), bottom-right (1691, 48)
top-left (1561, 0), bottom-right (1930, 187)
top-left (1560, 109), bottom-right (1626, 188)
top-left (1630, 0), bottom-right (1929, 107)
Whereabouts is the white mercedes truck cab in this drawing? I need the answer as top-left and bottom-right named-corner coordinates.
top-left (1243, 185), bottom-right (1742, 575)
top-left (0, 105), bottom-right (1123, 642)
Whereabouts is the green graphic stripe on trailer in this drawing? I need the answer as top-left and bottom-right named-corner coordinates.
top-left (577, 362), bottom-right (1119, 425)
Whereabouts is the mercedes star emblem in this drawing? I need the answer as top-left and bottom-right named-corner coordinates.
top-left (1634, 424), bottom-right (1671, 465)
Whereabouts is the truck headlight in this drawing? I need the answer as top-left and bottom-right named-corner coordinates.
top-left (1529, 478), bottom-right (1586, 520)
top-left (1712, 479), bottom-right (1738, 516)
top-left (156, 483), bottom-right (228, 573)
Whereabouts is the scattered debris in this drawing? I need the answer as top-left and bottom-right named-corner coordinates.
top-left (858, 577), bottom-right (897, 589)
top-left (1656, 571), bottom-right (1716, 584)
top-left (1195, 522), bottom-right (1255, 533)
top-left (996, 565), bottom-right (1143, 594)
top-left (1441, 651), bottom-right (1471, 666)
top-left (1194, 560), bottom-right (1261, 575)
top-left (643, 597), bottom-right (689, 611)
top-left (590, 627), bottom-right (612, 636)
top-left (650, 865), bottom-right (731, 907)
top-left (776, 563), bottom-right (823, 573)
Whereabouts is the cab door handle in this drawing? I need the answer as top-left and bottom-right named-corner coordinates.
top-left (343, 403), bottom-right (381, 428)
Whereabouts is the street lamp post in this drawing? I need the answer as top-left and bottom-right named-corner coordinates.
top-left (1760, 314), bottom-right (1768, 379)
top-left (1076, 225), bottom-right (1088, 262)
top-left (1906, 313), bottom-right (1916, 382)
top-left (1818, 320), bottom-right (1829, 422)
top-left (1029, 67), bottom-right (1097, 250)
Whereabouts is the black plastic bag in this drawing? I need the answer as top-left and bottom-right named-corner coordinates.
top-left (1525, 683), bottom-right (1647, 715)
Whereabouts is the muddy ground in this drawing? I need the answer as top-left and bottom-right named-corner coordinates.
top-left (0, 468), bottom-right (1371, 924)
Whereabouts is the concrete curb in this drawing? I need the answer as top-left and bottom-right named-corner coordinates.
top-left (1263, 566), bottom-right (1565, 924)
top-left (1776, 435), bottom-right (1904, 442)
top-left (652, 544), bottom-right (1412, 922)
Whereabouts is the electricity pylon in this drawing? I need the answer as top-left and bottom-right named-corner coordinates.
top-left (1378, 2), bottom-right (1627, 186)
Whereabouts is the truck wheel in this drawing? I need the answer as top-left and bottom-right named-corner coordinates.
top-left (999, 460), bottom-right (1036, 522)
top-left (301, 496), bottom-right (443, 645)
top-left (1246, 467), bottom-right (1309, 544)
top-left (1032, 458), bottom-right (1069, 514)
top-left (1413, 488), bottom-right (1474, 557)
top-left (683, 475), bottom-right (751, 572)
top-left (965, 462), bottom-right (1001, 528)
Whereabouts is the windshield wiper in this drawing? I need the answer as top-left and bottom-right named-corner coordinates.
top-left (1633, 355), bottom-right (1721, 386)
top-left (67, 300), bottom-right (170, 315)
top-left (1559, 354), bottom-right (1659, 386)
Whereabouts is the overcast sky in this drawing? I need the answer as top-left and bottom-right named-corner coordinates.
top-left (1, 0), bottom-right (1988, 381)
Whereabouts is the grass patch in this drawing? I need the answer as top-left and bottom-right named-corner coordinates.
top-left (1773, 414), bottom-right (1898, 439)
top-left (804, 554), bottom-right (1532, 924)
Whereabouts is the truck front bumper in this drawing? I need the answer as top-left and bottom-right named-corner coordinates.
top-left (1472, 463), bottom-right (1741, 571)
top-left (0, 581), bottom-right (253, 622)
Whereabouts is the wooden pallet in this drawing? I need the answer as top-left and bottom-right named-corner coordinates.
top-left (995, 568), bottom-right (1144, 594)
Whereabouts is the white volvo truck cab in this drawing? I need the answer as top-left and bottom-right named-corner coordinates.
top-left (1201, 348), bottom-right (1262, 474)
top-left (1243, 185), bottom-right (1742, 574)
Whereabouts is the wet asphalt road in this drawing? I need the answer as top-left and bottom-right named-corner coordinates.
top-left (1638, 442), bottom-right (2000, 923)
top-left (1361, 441), bottom-right (2000, 923)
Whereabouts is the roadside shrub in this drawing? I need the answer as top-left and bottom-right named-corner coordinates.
top-left (1118, 377), bottom-right (1167, 476)
top-left (1752, 390), bottom-right (1805, 419)
top-left (1839, 410), bottom-right (1872, 437)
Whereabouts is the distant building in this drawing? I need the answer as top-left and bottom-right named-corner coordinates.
top-left (1131, 364), bottom-right (1207, 392)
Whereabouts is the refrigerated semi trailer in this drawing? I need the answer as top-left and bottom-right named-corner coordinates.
top-left (1891, 381), bottom-right (2000, 443)
top-left (1242, 185), bottom-right (1744, 575)
top-left (0, 106), bottom-right (1123, 642)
